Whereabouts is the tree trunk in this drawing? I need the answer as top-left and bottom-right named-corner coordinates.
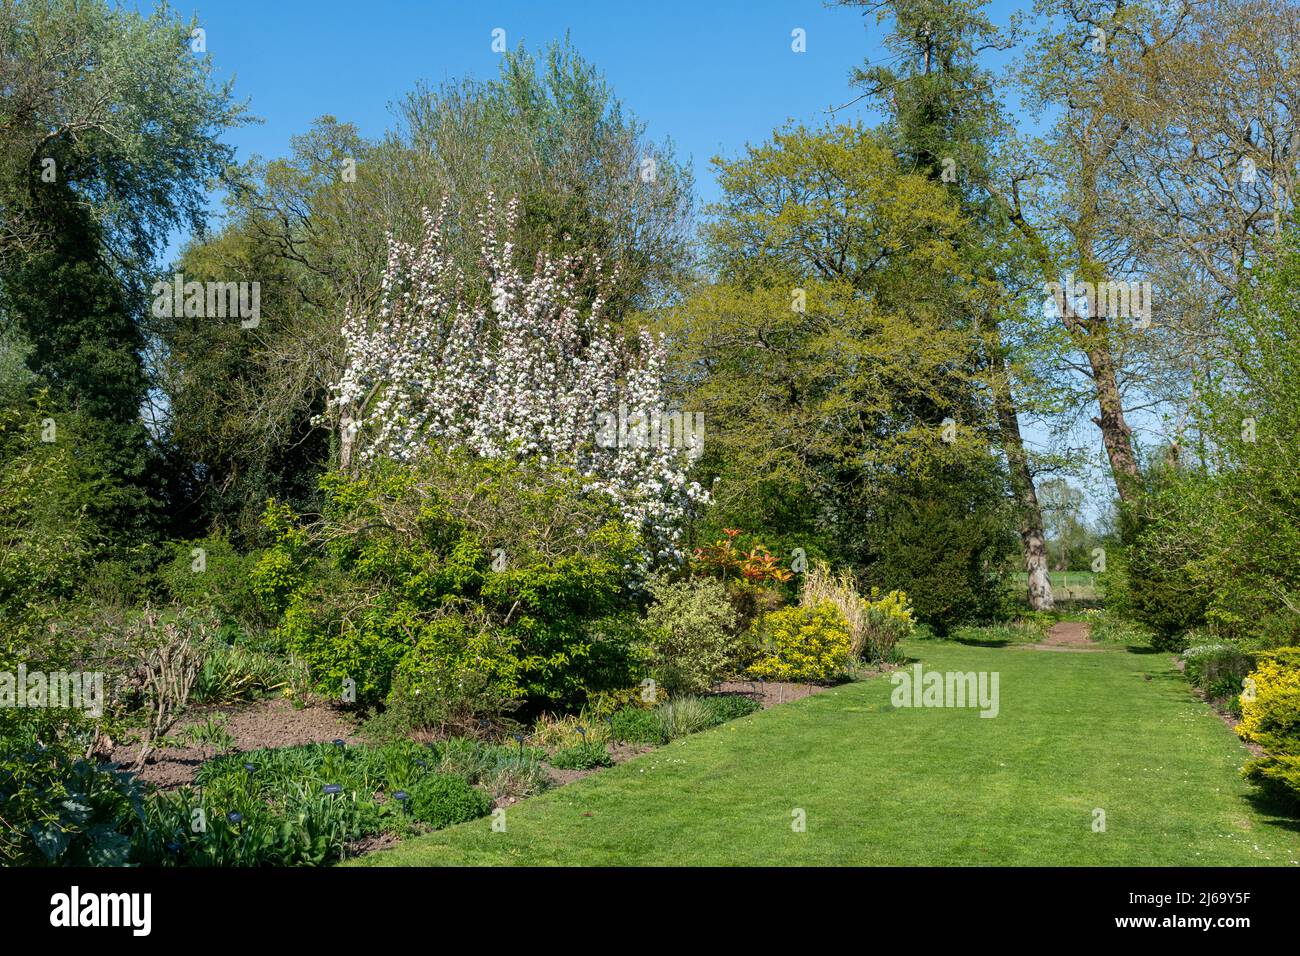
top-left (1081, 334), bottom-right (1142, 504)
top-left (1000, 151), bottom-right (1146, 507)
top-left (1070, 160), bottom-right (1143, 505)
top-left (339, 407), bottom-right (357, 475)
top-left (1058, 300), bottom-right (1143, 505)
top-left (987, 319), bottom-right (1055, 610)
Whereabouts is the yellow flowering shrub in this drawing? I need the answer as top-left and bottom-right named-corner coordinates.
top-left (1238, 648), bottom-right (1300, 804)
top-left (1237, 648), bottom-right (1300, 754)
top-left (747, 600), bottom-right (851, 683)
top-left (800, 562), bottom-right (913, 663)
top-left (861, 587), bottom-right (915, 662)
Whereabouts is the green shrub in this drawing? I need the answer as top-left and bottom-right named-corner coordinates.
top-left (277, 572), bottom-right (411, 708)
top-left (643, 575), bottom-right (738, 695)
top-left (0, 604), bottom-right (130, 752)
top-left (1181, 643), bottom-right (1255, 694)
top-left (699, 693), bottom-right (761, 725)
top-left (158, 535), bottom-right (268, 633)
top-left (575, 613), bottom-right (649, 702)
top-left (0, 396), bottom-right (105, 620)
top-left (77, 556), bottom-right (159, 609)
top-left (868, 470), bottom-right (1017, 635)
top-left (1102, 473), bottom-right (1211, 647)
top-left (608, 706), bottom-right (668, 744)
top-left (1252, 611), bottom-right (1300, 651)
top-left (1112, 557), bottom-right (1207, 651)
top-left (549, 743), bottom-right (614, 770)
top-left (746, 600), bottom-right (851, 683)
top-left (248, 502), bottom-right (314, 617)
top-left (1150, 631), bottom-right (1193, 654)
top-left (1209, 676), bottom-right (1246, 715)
top-left (408, 772), bottom-right (492, 829)
top-left (1106, 245), bottom-right (1300, 650)
top-left (268, 452), bottom-right (643, 710)
top-left (384, 611), bottom-right (524, 731)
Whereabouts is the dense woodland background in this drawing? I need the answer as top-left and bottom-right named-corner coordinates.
top-left (4, 0), bottom-right (1300, 865)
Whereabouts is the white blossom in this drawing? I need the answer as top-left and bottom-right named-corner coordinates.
top-left (320, 196), bottom-right (707, 557)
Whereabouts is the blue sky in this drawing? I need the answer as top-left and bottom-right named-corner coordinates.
top-left (176, 0), bottom-right (892, 208)
top-left (151, 0), bottom-right (1024, 220)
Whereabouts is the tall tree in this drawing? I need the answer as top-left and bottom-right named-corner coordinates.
top-left (668, 124), bottom-right (1017, 628)
top-left (1110, 0), bottom-right (1300, 457)
top-left (997, 0), bottom-right (1200, 504)
top-left (1003, 0), bottom-right (1300, 506)
top-left (393, 39), bottom-right (695, 314)
top-left (840, 0), bottom-right (1058, 609)
top-left (1116, 0), bottom-right (1300, 304)
top-left (0, 0), bottom-right (248, 539)
top-left (0, 179), bottom-right (154, 538)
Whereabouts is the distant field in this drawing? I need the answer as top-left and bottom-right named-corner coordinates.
top-left (1005, 572), bottom-right (1098, 601)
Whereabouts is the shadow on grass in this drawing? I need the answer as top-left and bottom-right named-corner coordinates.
top-left (1140, 670), bottom-right (1186, 688)
top-left (1243, 790), bottom-right (1300, 836)
top-left (949, 636), bottom-right (1011, 648)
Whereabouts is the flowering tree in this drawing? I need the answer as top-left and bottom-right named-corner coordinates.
top-left (321, 197), bottom-right (707, 558)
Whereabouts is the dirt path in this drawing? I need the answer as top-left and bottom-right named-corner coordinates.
top-left (1024, 620), bottom-right (1100, 652)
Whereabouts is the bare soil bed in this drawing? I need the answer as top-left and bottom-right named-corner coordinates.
top-left (109, 677), bottom-right (854, 792)
top-left (109, 698), bottom-right (363, 789)
top-left (714, 678), bottom-right (838, 707)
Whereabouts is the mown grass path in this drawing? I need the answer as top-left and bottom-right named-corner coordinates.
top-left (349, 639), bottom-right (1300, 866)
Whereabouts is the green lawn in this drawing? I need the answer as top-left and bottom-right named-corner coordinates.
top-left (349, 639), bottom-right (1300, 866)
